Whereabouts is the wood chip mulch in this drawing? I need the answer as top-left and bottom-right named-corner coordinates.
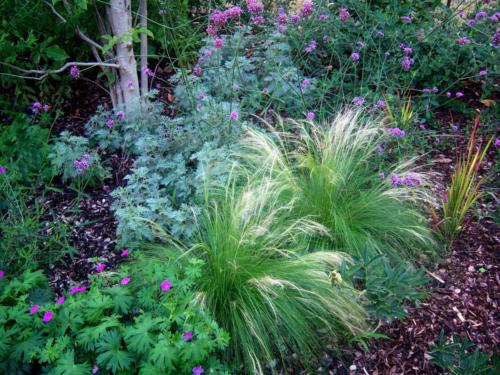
top-left (354, 218), bottom-right (500, 374)
top-left (43, 151), bottom-right (132, 293)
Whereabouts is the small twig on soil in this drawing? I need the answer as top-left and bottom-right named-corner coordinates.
top-left (424, 268), bottom-right (445, 284)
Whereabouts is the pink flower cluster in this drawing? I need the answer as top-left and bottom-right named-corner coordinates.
top-left (207, 5), bottom-right (243, 36)
top-left (0, 166), bottom-right (6, 174)
top-left (246, 0), bottom-right (263, 14)
top-left (31, 101), bottom-right (50, 114)
top-left (339, 7), bottom-right (350, 21)
top-left (300, 1), bottom-right (314, 18)
top-left (73, 153), bottom-right (91, 175)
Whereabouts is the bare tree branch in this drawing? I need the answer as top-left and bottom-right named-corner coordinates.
top-left (44, 1), bottom-right (67, 23)
top-left (0, 61), bottom-right (120, 80)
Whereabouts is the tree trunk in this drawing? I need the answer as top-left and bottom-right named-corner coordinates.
top-left (139, 0), bottom-right (148, 97)
top-left (107, 0), bottom-right (140, 108)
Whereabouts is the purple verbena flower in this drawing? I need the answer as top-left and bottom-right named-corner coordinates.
top-left (70, 65), bottom-right (79, 79)
top-left (352, 96), bottom-right (365, 106)
top-left (203, 49), bottom-right (212, 57)
top-left (467, 19), bottom-right (476, 26)
top-left (319, 14), bottom-right (329, 21)
top-left (56, 296), bottom-right (65, 305)
top-left (387, 127), bottom-right (406, 137)
top-left (400, 16), bottom-right (413, 23)
top-left (30, 304), bottom-right (39, 315)
top-left (495, 138), bottom-right (500, 147)
top-left (229, 111), bottom-right (239, 121)
top-left (306, 112), bottom-right (315, 121)
top-left (183, 331), bottom-right (193, 341)
top-left (456, 91), bottom-right (464, 98)
top-left (379, 171), bottom-right (385, 180)
top-left (479, 69), bottom-right (488, 76)
top-left (0, 270), bottom-right (4, 278)
top-left (401, 56), bottom-right (414, 71)
top-left (213, 37), bottom-right (224, 48)
top-left (401, 172), bottom-right (422, 186)
top-left (351, 52), bottom-right (360, 61)
top-left (142, 67), bottom-right (154, 77)
top-left (120, 277), bottom-right (130, 285)
top-left (304, 40), bottom-right (317, 53)
top-left (458, 36), bottom-right (471, 45)
top-left (300, 78), bottom-right (311, 92)
top-left (375, 99), bottom-right (386, 109)
top-left (246, 0), bottom-right (264, 14)
top-left (0, 166), bottom-right (6, 174)
top-left (116, 110), bottom-right (125, 119)
top-left (339, 7), bottom-right (350, 21)
top-left (475, 11), bottom-right (488, 20)
top-left (252, 15), bottom-right (265, 25)
top-left (120, 248), bottom-right (129, 257)
top-left (106, 119), bottom-right (114, 128)
top-left (291, 14), bottom-right (301, 23)
top-left (193, 366), bottom-right (205, 375)
top-left (300, 1), bottom-right (314, 18)
top-left (193, 66), bottom-right (202, 76)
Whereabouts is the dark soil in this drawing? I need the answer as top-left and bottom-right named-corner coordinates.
top-left (43, 150), bottom-right (132, 293)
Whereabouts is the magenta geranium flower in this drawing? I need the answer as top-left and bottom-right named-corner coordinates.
top-left (183, 331), bottom-right (193, 341)
top-left (192, 366), bottom-right (205, 375)
top-left (0, 270), bottom-right (4, 278)
top-left (0, 166), bottom-right (6, 174)
top-left (120, 248), bottom-right (129, 257)
top-left (29, 304), bottom-right (39, 315)
top-left (96, 263), bottom-right (106, 272)
top-left (70, 285), bottom-right (87, 295)
top-left (120, 277), bottom-right (130, 285)
top-left (42, 311), bottom-right (53, 323)
top-left (161, 280), bottom-right (172, 291)
top-left (56, 296), bottom-right (65, 305)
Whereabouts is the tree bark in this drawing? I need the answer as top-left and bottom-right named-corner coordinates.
top-left (107, 0), bottom-right (140, 108)
top-left (139, 0), bottom-right (148, 96)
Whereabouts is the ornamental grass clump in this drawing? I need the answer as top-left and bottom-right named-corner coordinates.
top-left (234, 111), bottom-right (434, 261)
top-left (152, 177), bottom-right (367, 374)
top-left (436, 117), bottom-right (492, 242)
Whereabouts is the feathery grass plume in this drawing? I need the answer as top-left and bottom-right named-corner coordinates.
top-left (233, 110), bottom-right (435, 260)
top-left (436, 117), bottom-right (492, 242)
top-left (147, 177), bottom-right (367, 374)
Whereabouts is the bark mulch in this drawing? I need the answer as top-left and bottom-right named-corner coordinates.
top-left (354, 218), bottom-right (499, 374)
top-left (43, 151), bottom-right (132, 293)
